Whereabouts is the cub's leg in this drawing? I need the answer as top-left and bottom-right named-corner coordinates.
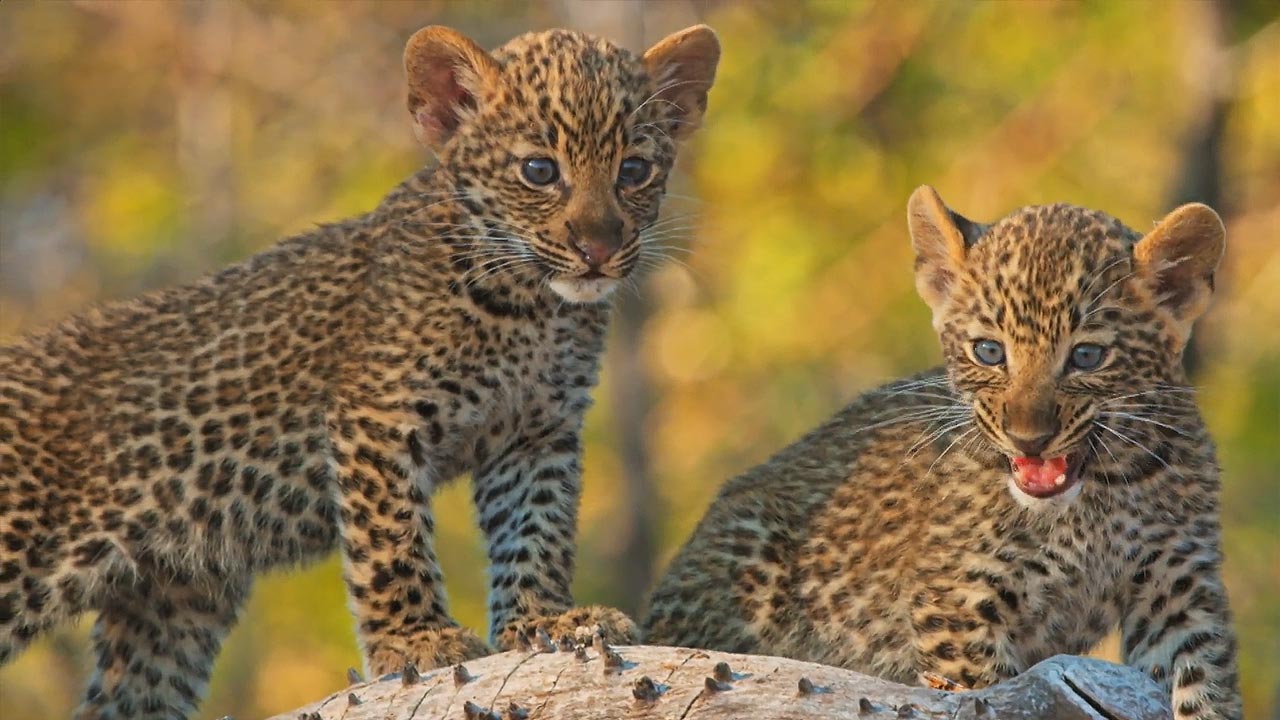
top-left (0, 450), bottom-right (121, 664)
top-left (0, 541), bottom-right (91, 665)
top-left (331, 415), bottom-right (489, 674)
top-left (477, 424), bottom-right (637, 649)
top-left (908, 585), bottom-right (1019, 690)
top-left (1121, 537), bottom-right (1241, 720)
top-left (76, 573), bottom-right (247, 720)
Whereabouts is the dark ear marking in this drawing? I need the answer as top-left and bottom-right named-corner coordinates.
top-left (948, 210), bottom-right (988, 248)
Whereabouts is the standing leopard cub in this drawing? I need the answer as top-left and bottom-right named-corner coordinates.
top-left (644, 187), bottom-right (1241, 719)
top-left (0, 24), bottom-right (719, 719)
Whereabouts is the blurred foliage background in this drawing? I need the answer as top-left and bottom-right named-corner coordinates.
top-left (1, 1), bottom-right (1277, 717)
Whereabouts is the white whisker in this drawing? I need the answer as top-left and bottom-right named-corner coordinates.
top-left (1093, 421), bottom-right (1179, 477)
top-left (1100, 411), bottom-right (1193, 438)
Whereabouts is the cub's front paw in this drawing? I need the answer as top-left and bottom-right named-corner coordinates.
top-left (495, 605), bottom-right (639, 650)
top-left (365, 625), bottom-right (493, 675)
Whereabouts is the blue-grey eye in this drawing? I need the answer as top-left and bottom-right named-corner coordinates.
top-left (973, 339), bottom-right (1005, 366)
top-left (1069, 343), bottom-right (1106, 371)
top-left (617, 157), bottom-right (652, 187)
top-left (521, 157), bottom-right (559, 186)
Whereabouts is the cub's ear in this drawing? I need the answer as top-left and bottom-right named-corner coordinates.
top-left (404, 26), bottom-right (500, 149)
top-left (642, 25), bottom-right (721, 140)
top-left (1133, 202), bottom-right (1225, 330)
top-left (907, 186), bottom-right (984, 312)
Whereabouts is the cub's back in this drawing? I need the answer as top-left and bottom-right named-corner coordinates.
top-left (642, 370), bottom-right (963, 653)
top-left (0, 231), bottom-right (368, 569)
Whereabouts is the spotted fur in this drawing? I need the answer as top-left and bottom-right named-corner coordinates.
top-left (644, 187), bottom-right (1241, 720)
top-left (0, 24), bottom-right (719, 719)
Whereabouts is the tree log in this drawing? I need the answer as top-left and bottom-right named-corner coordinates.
top-left (270, 645), bottom-right (1171, 720)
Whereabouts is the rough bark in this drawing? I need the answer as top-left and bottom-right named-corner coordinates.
top-left (271, 645), bottom-right (1171, 720)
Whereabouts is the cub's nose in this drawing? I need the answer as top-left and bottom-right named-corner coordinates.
top-left (1006, 429), bottom-right (1055, 457)
top-left (567, 219), bottom-right (623, 269)
top-left (571, 239), bottom-right (618, 268)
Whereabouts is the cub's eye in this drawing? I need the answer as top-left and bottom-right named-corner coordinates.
top-left (1069, 343), bottom-right (1106, 371)
top-left (617, 157), bottom-right (652, 187)
top-left (972, 339), bottom-right (1005, 366)
top-left (521, 157), bottom-right (559, 186)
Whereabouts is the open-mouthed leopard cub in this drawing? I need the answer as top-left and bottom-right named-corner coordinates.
top-left (0, 23), bottom-right (719, 719)
top-left (644, 187), bottom-right (1241, 720)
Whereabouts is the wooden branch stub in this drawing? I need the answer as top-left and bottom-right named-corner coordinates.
top-left (269, 646), bottom-right (1172, 720)
top-left (533, 628), bottom-right (555, 653)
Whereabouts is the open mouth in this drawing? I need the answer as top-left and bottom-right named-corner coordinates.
top-left (1008, 453), bottom-right (1084, 499)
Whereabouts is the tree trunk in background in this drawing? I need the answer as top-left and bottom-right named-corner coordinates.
top-left (554, 0), bottom-right (705, 614)
top-left (1171, 0), bottom-right (1237, 378)
top-left (607, 284), bottom-right (661, 614)
top-left (270, 648), bottom-right (1172, 720)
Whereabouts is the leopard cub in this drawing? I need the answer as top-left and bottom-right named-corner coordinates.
top-left (0, 24), bottom-right (719, 719)
top-left (644, 187), bottom-right (1241, 720)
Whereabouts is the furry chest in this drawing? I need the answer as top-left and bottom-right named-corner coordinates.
top-left (394, 326), bottom-right (602, 483)
top-left (999, 521), bottom-right (1126, 662)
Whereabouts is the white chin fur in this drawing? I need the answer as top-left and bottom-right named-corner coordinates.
top-left (549, 277), bottom-right (618, 303)
top-left (1006, 474), bottom-right (1083, 511)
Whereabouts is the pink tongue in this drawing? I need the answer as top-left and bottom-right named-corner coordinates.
top-left (1012, 456), bottom-right (1069, 492)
